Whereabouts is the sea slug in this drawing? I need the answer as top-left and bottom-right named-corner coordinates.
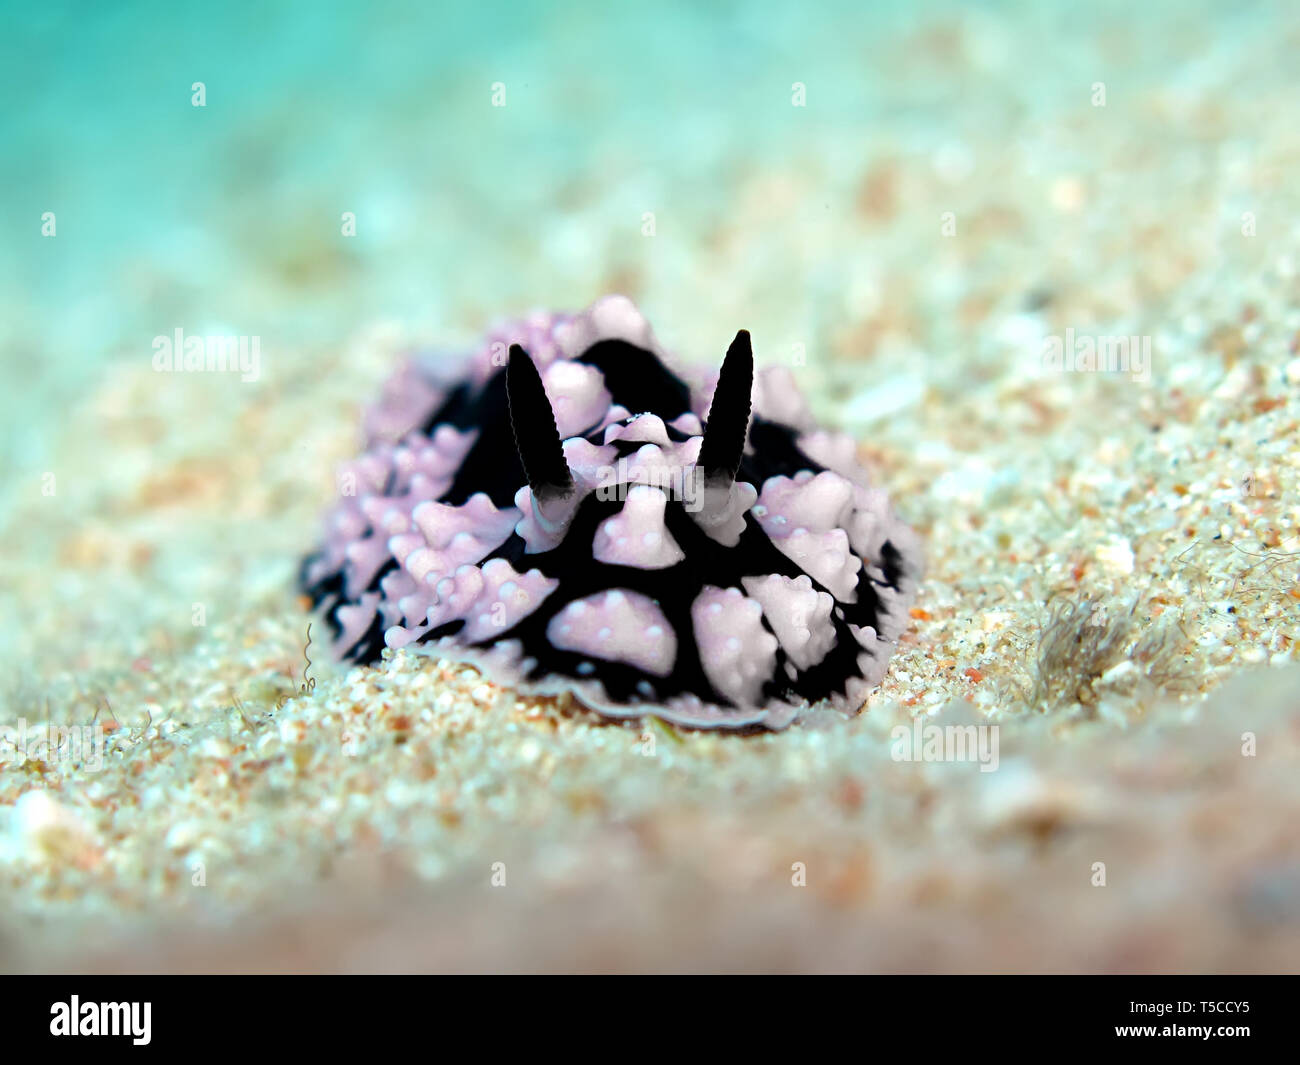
top-left (301, 296), bottom-right (922, 729)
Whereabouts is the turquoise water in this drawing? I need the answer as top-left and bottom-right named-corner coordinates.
top-left (1, 0), bottom-right (1293, 473)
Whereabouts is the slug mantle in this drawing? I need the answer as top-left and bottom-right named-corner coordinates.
top-left (301, 296), bottom-right (923, 730)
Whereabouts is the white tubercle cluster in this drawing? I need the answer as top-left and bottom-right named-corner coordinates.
top-left (623, 440), bottom-right (699, 492)
top-left (600, 416), bottom-right (754, 548)
top-left (599, 420), bottom-right (705, 492)
top-left (512, 437), bottom-right (618, 554)
top-left (796, 428), bottom-right (897, 560)
top-left (740, 573), bottom-right (837, 672)
top-left (603, 412), bottom-right (668, 445)
top-left (321, 450), bottom-right (387, 562)
top-left (546, 589), bottom-right (677, 677)
top-left (796, 428), bottom-right (870, 483)
top-left (388, 492), bottom-right (518, 584)
top-left (753, 471), bottom-right (863, 601)
top-left (393, 423), bottom-right (478, 492)
top-left (593, 485), bottom-right (685, 569)
top-left (542, 359), bottom-right (612, 438)
top-left (334, 425), bottom-right (479, 597)
top-left (563, 437), bottom-right (619, 480)
top-left (690, 479), bottom-right (758, 547)
top-left (361, 356), bottom-right (447, 445)
top-left (757, 469), bottom-right (855, 530)
top-left (691, 586), bottom-right (779, 707)
top-left (670, 412), bottom-right (703, 435)
top-left (557, 293), bottom-right (663, 359)
top-left (477, 311), bottom-right (573, 380)
top-left (418, 558), bottom-right (558, 644)
top-left (751, 365), bottom-right (815, 429)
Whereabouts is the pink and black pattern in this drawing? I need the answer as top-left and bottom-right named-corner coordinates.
top-left (301, 296), bottom-right (922, 730)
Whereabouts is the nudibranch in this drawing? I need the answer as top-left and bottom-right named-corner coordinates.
top-left (301, 296), bottom-right (922, 730)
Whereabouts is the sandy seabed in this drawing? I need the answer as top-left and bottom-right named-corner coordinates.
top-left (1, 2), bottom-right (1298, 971)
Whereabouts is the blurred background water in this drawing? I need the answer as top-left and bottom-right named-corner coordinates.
top-left (6, 0), bottom-right (1294, 476)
